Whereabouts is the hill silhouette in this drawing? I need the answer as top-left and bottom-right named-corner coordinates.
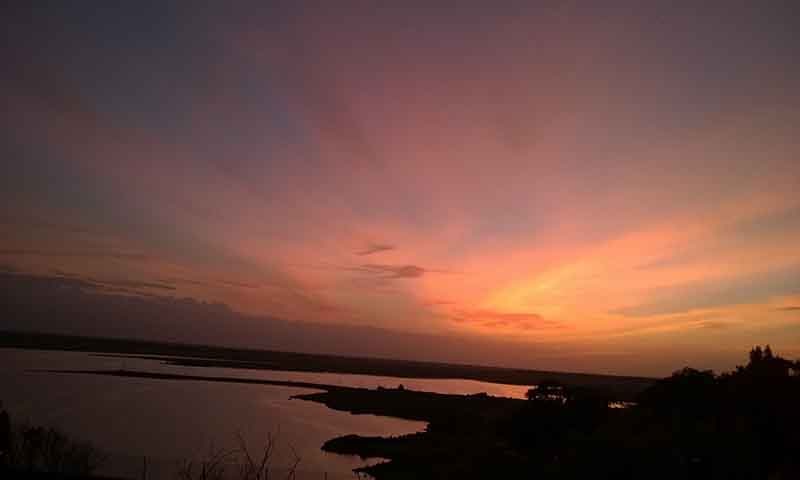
top-left (316, 345), bottom-right (800, 479)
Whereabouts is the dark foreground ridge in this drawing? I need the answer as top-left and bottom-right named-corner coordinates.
top-left (313, 347), bottom-right (800, 479)
top-left (1, 330), bottom-right (654, 400)
top-left (46, 345), bottom-right (800, 479)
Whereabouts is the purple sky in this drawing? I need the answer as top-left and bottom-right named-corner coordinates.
top-left (2, 2), bottom-right (799, 375)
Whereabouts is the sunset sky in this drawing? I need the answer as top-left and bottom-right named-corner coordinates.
top-left (2, 2), bottom-right (799, 375)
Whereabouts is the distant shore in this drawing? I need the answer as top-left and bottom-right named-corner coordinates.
top-left (0, 330), bottom-right (654, 400)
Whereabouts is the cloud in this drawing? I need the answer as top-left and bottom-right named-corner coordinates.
top-left (51, 270), bottom-right (176, 291)
top-left (356, 243), bottom-right (395, 256)
top-left (425, 299), bottom-right (455, 306)
top-left (344, 262), bottom-right (461, 280)
top-left (450, 309), bottom-right (563, 331)
top-left (777, 306), bottom-right (800, 312)
top-left (166, 276), bottom-right (260, 290)
top-left (355, 263), bottom-right (427, 279)
top-left (218, 279), bottom-right (261, 289)
top-left (0, 249), bottom-right (150, 261)
top-left (97, 279), bottom-right (176, 291)
top-left (0, 217), bottom-right (92, 235)
top-left (614, 265), bottom-right (800, 317)
top-left (697, 321), bottom-right (730, 330)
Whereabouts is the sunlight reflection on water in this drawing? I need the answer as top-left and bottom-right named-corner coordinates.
top-left (1, 348), bottom-right (435, 480)
top-left (146, 357), bottom-right (534, 400)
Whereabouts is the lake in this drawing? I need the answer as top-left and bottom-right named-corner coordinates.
top-left (0, 348), bottom-right (531, 479)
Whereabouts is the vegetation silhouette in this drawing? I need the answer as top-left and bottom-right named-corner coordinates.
top-left (0, 408), bottom-right (301, 480)
top-left (175, 433), bottom-right (300, 480)
top-left (318, 346), bottom-right (800, 479)
top-left (0, 411), bottom-right (105, 477)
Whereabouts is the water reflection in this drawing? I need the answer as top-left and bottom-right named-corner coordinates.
top-left (140, 357), bottom-right (533, 400)
top-left (0, 349), bottom-right (426, 480)
top-left (36, 350), bottom-right (533, 399)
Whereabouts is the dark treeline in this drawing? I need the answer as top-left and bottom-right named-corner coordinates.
top-left (504, 345), bottom-right (800, 479)
top-left (0, 407), bottom-right (105, 478)
top-left (320, 346), bottom-right (800, 479)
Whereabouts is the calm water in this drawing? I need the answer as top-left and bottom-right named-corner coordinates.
top-left (0, 348), bottom-right (530, 479)
top-left (111, 354), bottom-right (532, 399)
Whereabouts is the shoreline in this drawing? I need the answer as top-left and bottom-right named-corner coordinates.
top-left (1, 330), bottom-right (654, 400)
top-left (43, 368), bottom-right (530, 478)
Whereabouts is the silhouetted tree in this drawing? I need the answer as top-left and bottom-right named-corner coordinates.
top-left (0, 408), bottom-right (103, 476)
top-left (637, 367), bottom-right (717, 416)
top-left (525, 379), bottom-right (567, 403)
top-left (742, 344), bottom-right (794, 379)
top-left (750, 345), bottom-right (764, 364)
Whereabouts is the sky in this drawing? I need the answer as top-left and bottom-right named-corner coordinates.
top-left (2, 2), bottom-right (799, 376)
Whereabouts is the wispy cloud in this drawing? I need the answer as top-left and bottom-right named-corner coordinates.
top-left (51, 270), bottom-right (176, 291)
top-left (355, 243), bottom-right (395, 256)
top-left (0, 217), bottom-right (93, 235)
top-left (450, 309), bottom-right (563, 331)
top-left (614, 265), bottom-right (800, 317)
top-left (354, 263), bottom-right (426, 279)
top-left (103, 279), bottom-right (175, 291)
top-left (167, 276), bottom-right (260, 290)
top-left (697, 320), bottom-right (730, 330)
top-left (0, 249), bottom-right (150, 261)
top-left (776, 306), bottom-right (800, 312)
top-left (218, 279), bottom-right (261, 289)
top-left (359, 264), bottom-right (430, 278)
top-left (346, 262), bottom-right (462, 280)
top-left (301, 262), bottom-right (431, 280)
top-left (425, 299), bottom-right (456, 306)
